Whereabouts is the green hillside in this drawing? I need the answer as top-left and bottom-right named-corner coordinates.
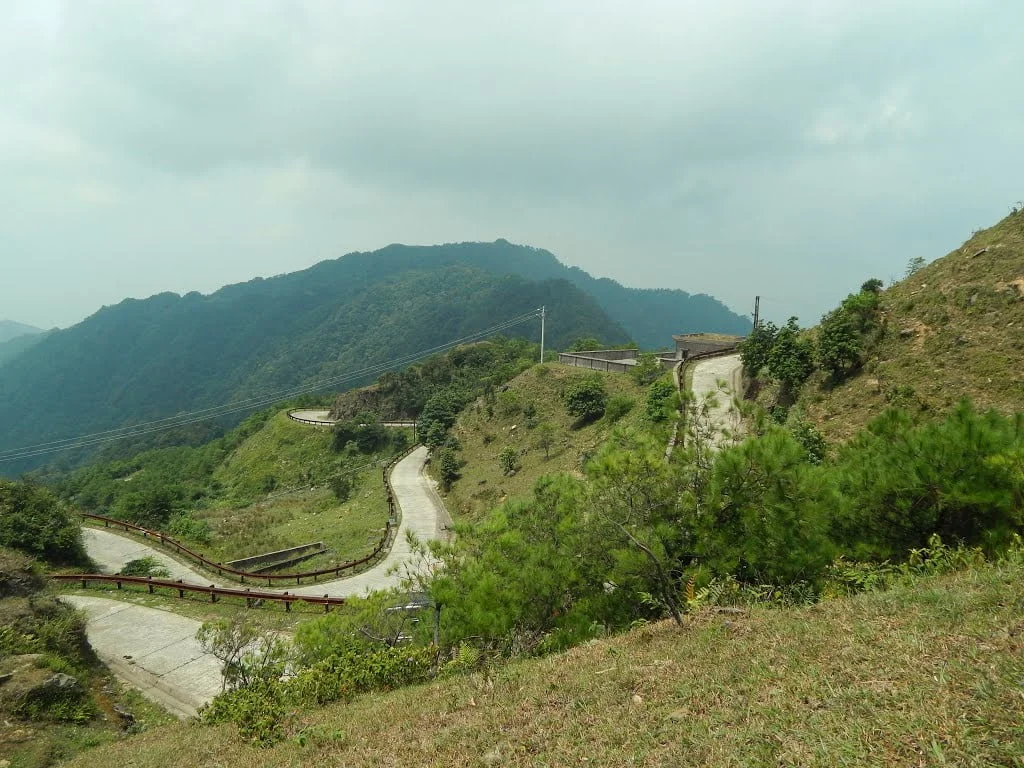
top-left (435, 364), bottom-right (650, 522)
top-left (65, 555), bottom-right (1024, 768)
top-left (0, 319), bottom-right (43, 344)
top-left (0, 265), bottom-right (627, 476)
top-left (800, 211), bottom-right (1024, 441)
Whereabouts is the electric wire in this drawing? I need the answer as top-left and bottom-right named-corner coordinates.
top-left (0, 309), bottom-right (543, 463)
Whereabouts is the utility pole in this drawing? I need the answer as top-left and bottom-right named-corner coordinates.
top-left (752, 296), bottom-right (760, 332)
top-left (539, 306), bottom-right (546, 363)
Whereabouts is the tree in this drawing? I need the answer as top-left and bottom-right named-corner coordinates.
top-left (437, 448), bottom-right (459, 491)
top-left (699, 427), bottom-right (838, 585)
top-left (738, 321), bottom-right (778, 377)
top-left (816, 309), bottom-right (862, 381)
top-left (418, 391), bottom-right (463, 449)
top-left (535, 423), bottom-right (557, 459)
top-left (330, 471), bottom-right (357, 502)
top-left (861, 278), bottom-right (884, 294)
top-left (630, 353), bottom-right (662, 386)
top-left (645, 380), bottom-right (676, 422)
top-left (196, 615), bottom-right (291, 692)
top-left (587, 435), bottom-right (692, 625)
top-left (564, 375), bottom-right (608, 423)
top-left (568, 338), bottom-right (603, 352)
top-left (0, 480), bottom-right (86, 564)
top-left (905, 256), bottom-right (926, 277)
top-left (766, 318), bottom-right (814, 395)
top-left (499, 446), bottom-right (520, 476)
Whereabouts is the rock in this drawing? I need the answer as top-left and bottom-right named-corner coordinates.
top-left (40, 673), bottom-right (82, 695)
top-left (631, 694), bottom-right (643, 706)
top-left (482, 747), bottom-right (503, 765)
top-left (663, 709), bottom-right (688, 722)
top-left (968, 293), bottom-right (978, 306)
top-left (899, 327), bottom-right (916, 339)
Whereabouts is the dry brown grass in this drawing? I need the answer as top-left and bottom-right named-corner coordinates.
top-left (802, 210), bottom-right (1024, 441)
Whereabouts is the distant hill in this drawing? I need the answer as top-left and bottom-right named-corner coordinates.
top-left (0, 265), bottom-right (627, 475)
top-left (340, 240), bottom-right (751, 348)
top-left (0, 241), bottom-right (747, 475)
top-left (0, 319), bottom-right (43, 344)
top-left (800, 210), bottom-right (1024, 440)
top-left (0, 330), bottom-right (50, 369)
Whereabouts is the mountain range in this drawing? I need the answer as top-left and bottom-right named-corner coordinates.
top-left (0, 240), bottom-right (749, 475)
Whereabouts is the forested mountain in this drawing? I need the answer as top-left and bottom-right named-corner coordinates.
top-left (0, 265), bottom-right (627, 475)
top-left (0, 319), bottom-right (43, 344)
top-left (334, 240), bottom-right (751, 347)
top-left (0, 241), bottom-right (748, 476)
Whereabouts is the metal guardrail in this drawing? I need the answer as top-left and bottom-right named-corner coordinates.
top-left (76, 443), bottom-right (422, 587)
top-left (52, 574), bottom-right (345, 612)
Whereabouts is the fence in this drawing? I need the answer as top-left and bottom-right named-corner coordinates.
top-left (76, 443), bottom-right (421, 587)
top-left (52, 574), bottom-right (345, 612)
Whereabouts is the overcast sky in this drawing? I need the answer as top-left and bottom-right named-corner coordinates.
top-left (2, 1), bottom-right (1022, 330)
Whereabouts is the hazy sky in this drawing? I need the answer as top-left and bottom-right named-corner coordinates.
top-left (2, 1), bottom-right (1022, 330)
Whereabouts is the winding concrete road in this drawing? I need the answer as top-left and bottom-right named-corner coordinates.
top-left (67, 446), bottom-right (445, 716)
top-left (689, 353), bottom-right (744, 446)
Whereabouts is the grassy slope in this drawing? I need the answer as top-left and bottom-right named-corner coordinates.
top-left (801, 211), bottom-right (1024, 441)
top-left (157, 411), bottom-right (401, 568)
top-left (437, 365), bottom-right (648, 522)
top-left (68, 558), bottom-right (1024, 767)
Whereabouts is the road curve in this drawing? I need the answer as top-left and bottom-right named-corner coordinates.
top-left (71, 446), bottom-right (445, 716)
top-left (79, 446), bottom-right (443, 598)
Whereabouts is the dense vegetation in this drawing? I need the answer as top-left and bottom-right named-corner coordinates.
top-left (0, 239), bottom-right (750, 476)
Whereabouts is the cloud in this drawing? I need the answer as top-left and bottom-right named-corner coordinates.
top-left (1, 0), bottom-right (1022, 329)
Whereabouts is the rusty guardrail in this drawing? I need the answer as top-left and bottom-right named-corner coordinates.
top-left (77, 443), bottom-right (421, 587)
top-left (52, 574), bottom-right (345, 612)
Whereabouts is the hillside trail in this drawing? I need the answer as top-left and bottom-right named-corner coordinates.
top-left (68, 446), bottom-right (445, 715)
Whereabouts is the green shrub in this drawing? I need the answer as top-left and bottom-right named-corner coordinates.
top-left (564, 375), bottom-right (607, 423)
top-left (167, 513), bottom-right (212, 545)
top-left (0, 481), bottom-right (86, 565)
top-left (604, 395), bottom-right (635, 423)
top-left (833, 403), bottom-right (1023, 560)
top-left (118, 557), bottom-right (170, 578)
top-left (499, 446), bottom-right (520, 476)
top-left (644, 380), bottom-right (675, 422)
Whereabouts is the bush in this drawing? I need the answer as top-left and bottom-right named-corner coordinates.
top-left (766, 318), bottom-right (815, 395)
top-left (630, 353), bottom-right (662, 386)
top-left (699, 428), bottom-right (838, 585)
top-left (604, 395), bottom-right (636, 423)
top-left (437, 448), bottom-right (459, 490)
top-left (168, 513), bottom-right (212, 545)
top-left (330, 472), bottom-right (357, 502)
top-left (118, 556), bottom-right (170, 578)
top-left (644, 380), bottom-right (676, 422)
top-left (833, 403), bottom-right (1023, 560)
top-left (0, 481), bottom-right (86, 565)
top-left (499, 446), bottom-right (520, 476)
top-left (564, 375), bottom-right (607, 423)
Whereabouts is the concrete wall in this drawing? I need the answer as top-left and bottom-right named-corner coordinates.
top-left (558, 353), bottom-right (635, 373)
top-left (673, 336), bottom-right (742, 360)
top-left (226, 541), bottom-right (326, 571)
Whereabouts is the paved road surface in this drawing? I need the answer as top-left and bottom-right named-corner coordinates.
top-left (74, 446), bottom-right (445, 714)
top-left (62, 596), bottom-right (221, 718)
top-left (689, 353), bottom-right (744, 446)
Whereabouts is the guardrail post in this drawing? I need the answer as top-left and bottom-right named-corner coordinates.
top-left (116, 580), bottom-right (122, 590)
top-left (210, 587), bottom-right (217, 604)
top-left (81, 578), bottom-right (87, 589)
top-left (245, 589), bottom-right (251, 608)
top-left (324, 594), bottom-right (330, 613)
top-left (177, 579), bottom-right (185, 599)
top-left (283, 592), bottom-right (291, 612)
top-left (147, 577), bottom-right (154, 594)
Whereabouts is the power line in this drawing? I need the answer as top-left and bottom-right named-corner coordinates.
top-left (0, 309), bottom-right (543, 463)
